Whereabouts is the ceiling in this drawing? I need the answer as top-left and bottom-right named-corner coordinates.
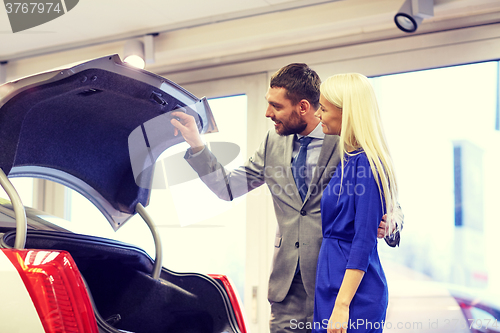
top-left (0, 0), bottom-right (342, 61)
top-left (1, 0), bottom-right (500, 80)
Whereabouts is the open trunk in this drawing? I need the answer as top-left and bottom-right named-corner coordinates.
top-left (1, 229), bottom-right (242, 333)
top-left (0, 55), bottom-right (246, 333)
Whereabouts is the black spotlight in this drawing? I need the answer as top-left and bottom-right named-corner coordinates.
top-left (395, 0), bottom-right (434, 33)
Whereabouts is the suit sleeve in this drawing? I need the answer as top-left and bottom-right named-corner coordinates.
top-left (184, 131), bottom-right (270, 201)
top-left (384, 203), bottom-right (402, 247)
top-left (346, 155), bottom-right (384, 272)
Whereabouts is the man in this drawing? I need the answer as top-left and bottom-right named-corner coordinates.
top-left (171, 63), bottom-right (400, 333)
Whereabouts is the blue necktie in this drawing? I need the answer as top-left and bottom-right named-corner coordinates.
top-left (292, 136), bottom-right (313, 201)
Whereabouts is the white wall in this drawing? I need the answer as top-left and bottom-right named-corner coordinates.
top-left (4, 0), bottom-right (500, 84)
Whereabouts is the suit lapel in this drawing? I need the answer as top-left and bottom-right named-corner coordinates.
top-left (282, 134), bottom-right (303, 204)
top-left (283, 134), bottom-right (295, 170)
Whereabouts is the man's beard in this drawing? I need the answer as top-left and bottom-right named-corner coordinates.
top-left (275, 111), bottom-right (308, 136)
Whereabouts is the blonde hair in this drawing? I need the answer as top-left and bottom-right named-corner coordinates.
top-left (321, 73), bottom-right (398, 236)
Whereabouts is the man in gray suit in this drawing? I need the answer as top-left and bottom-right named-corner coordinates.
top-left (171, 63), bottom-right (399, 333)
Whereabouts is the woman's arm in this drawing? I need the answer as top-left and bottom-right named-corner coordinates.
top-left (327, 269), bottom-right (365, 333)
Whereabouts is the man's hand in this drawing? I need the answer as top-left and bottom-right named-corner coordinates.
top-left (377, 214), bottom-right (395, 239)
top-left (170, 111), bottom-right (205, 153)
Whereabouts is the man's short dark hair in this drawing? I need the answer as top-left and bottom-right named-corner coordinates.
top-left (270, 63), bottom-right (321, 109)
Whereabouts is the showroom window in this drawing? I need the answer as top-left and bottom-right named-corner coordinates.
top-left (65, 94), bottom-right (248, 299)
top-left (372, 60), bottom-right (500, 293)
top-left (0, 178), bottom-right (33, 207)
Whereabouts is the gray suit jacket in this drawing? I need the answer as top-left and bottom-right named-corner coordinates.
top-left (186, 129), bottom-right (341, 302)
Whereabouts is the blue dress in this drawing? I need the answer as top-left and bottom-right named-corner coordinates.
top-left (312, 151), bottom-right (388, 333)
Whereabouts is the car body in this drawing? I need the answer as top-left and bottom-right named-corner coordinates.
top-left (448, 284), bottom-right (500, 333)
top-left (379, 259), bottom-right (500, 333)
top-left (0, 55), bottom-right (246, 333)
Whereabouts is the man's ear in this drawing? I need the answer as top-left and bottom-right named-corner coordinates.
top-left (298, 99), bottom-right (311, 115)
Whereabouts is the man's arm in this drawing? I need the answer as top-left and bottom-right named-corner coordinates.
top-left (171, 111), bottom-right (267, 200)
top-left (377, 203), bottom-right (403, 247)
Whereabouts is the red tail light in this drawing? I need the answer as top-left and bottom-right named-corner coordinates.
top-left (3, 249), bottom-right (98, 333)
top-left (209, 274), bottom-right (247, 333)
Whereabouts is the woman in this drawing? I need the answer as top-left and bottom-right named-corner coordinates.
top-left (313, 73), bottom-right (398, 333)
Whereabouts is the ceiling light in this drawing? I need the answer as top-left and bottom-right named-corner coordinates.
top-left (394, 0), bottom-right (434, 33)
top-left (124, 39), bottom-right (145, 69)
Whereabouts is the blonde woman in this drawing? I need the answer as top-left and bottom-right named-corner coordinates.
top-left (313, 73), bottom-right (398, 333)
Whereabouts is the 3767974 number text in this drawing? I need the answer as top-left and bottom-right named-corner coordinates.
top-left (443, 318), bottom-right (499, 331)
top-left (5, 2), bottom-right (62, 14)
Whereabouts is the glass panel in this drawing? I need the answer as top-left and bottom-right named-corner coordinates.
top-left (371, 62), bottom-right (500, 298)
top-left (0, 177), bottom-right (34, 207)
top-left (66, 94), bottom-right (248, 300)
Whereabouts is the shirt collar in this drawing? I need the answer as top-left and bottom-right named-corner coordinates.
top-left (297, 122), bottom-right (325, 140)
